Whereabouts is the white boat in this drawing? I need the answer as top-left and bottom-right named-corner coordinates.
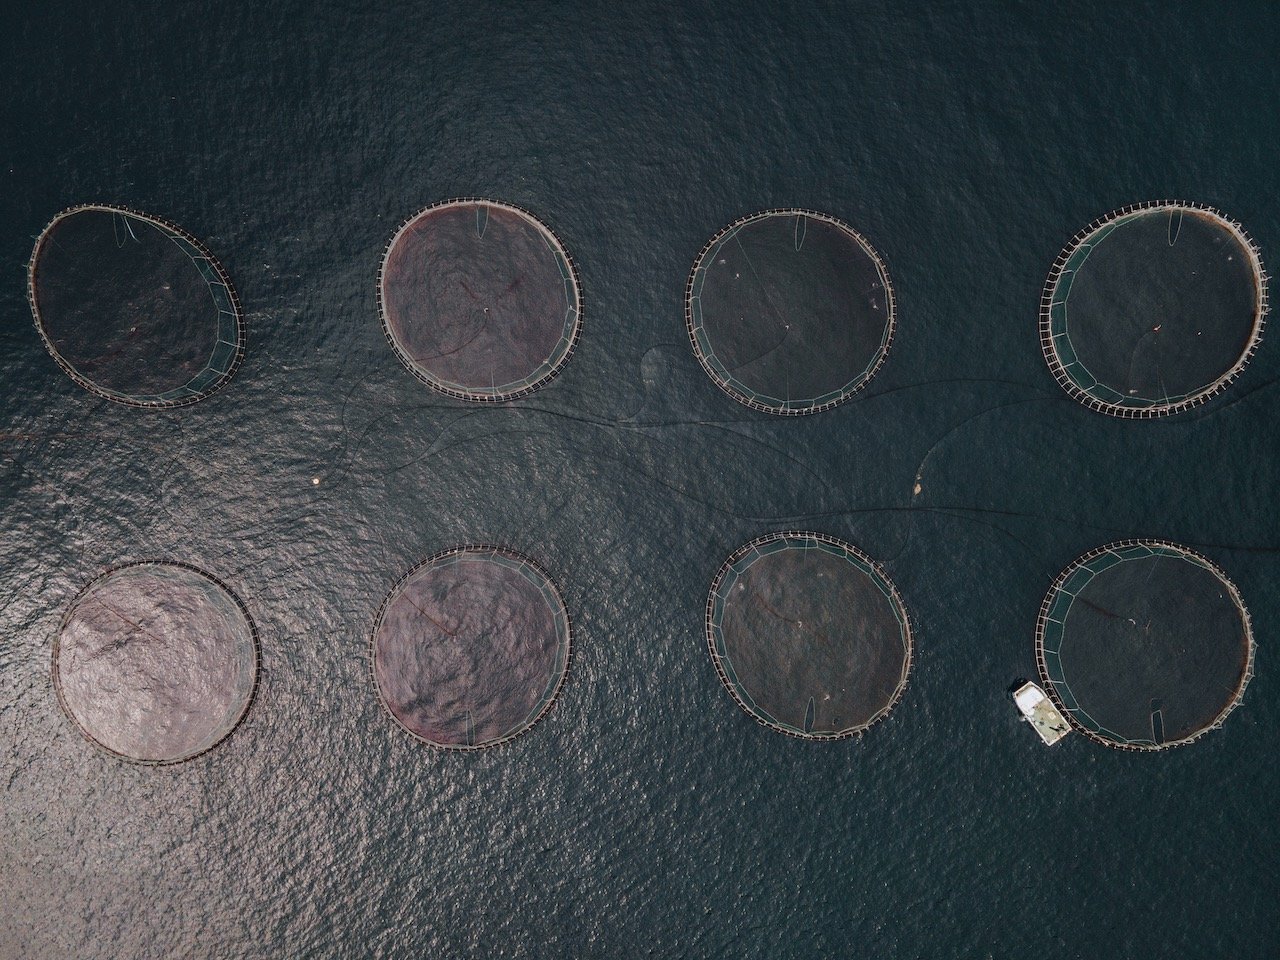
top-left (1013, 681), bottom-right (1071, 746)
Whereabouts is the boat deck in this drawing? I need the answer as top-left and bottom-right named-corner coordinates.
top-left (1013, 681), bottom-right (1071, 746)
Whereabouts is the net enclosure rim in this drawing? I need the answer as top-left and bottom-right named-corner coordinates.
top-left (1039, 199), bottom-right (1269, 418)
top-left (684, 207), bottom-right (897, 416)
top-left (705, 530), bottom-right (913, 740)
top-left (368, 543), bottom-right (574, 751)
top-left (26, 202), bottom-right (247, 410)
top-left (376, 197), bottom-right (584, 403)
top-left (1033, 538), bottom-right (1255, 751)
top-left (52, 559), bottom-right (262, 766)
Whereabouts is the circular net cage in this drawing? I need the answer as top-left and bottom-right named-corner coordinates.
top-left (27, 204), bottom-right (245, 408)
top-left (706, 532), bottom-right (912, 739)
top-left (53, 561), bottom-right (259, 764)
top-left (371, 545), bottom-right (572, 750)
top-left (1041, 201), bottom-right (1268, 418)
top-left (1035, 540), bottom-right (1255, 750)
top-left (378, 199), bottom-right (582, 403)
top-left (686, 209), bottom-right (895, 415)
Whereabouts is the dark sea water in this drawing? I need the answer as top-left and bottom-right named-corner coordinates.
top-left (2, 2), bottom-right (1278, 957)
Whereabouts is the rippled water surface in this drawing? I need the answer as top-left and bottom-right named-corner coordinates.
top-left (2, 2), bottom-right (1278, 957)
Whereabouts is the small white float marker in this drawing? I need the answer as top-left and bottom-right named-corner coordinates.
top-left (1013, 681), bottom-right (1071, 746)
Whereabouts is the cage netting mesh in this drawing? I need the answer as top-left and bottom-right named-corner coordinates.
top-left (371, 546), bottom-right (571, 749)
top-left (379, 199), bottom-right (581, 402)
top-left (28, 205), bottom-right (244, 407)
top-left (1041, 202), bottom-right (1267, 417)
top-left (706, 532), bottom-right (911, 739)
top-left (1036, 541), bottom-right (1254, 749)
top-left (686, 209), bottom-right (895, 415)
top-left (54, 561), bottom-right (259, 764)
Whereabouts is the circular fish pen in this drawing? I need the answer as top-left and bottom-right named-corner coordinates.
top-left (370, 545), bottom-right (572, 750)
top-left (686, 208), bottom-right (895, 415)
top-left (378, 199), bottom-right (582, 402)
top-left (27, 204), bottom-right (245, 408)
top-left (1035, 540), bottom-right (1254, 750)
top-left (1040, 201), bottom-right (1267, 418)
top-left (706, 532), bottom-right (912, 739)
top-left (53, 561), bottom-right (260, 764)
